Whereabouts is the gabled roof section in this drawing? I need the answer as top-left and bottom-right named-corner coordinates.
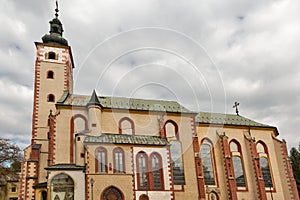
top-left (196, 112), bottom-right (273, 128)
top-left (56, 93), bottom-right (193, 113)
top-left (84, 134), bottom-right (168, 146)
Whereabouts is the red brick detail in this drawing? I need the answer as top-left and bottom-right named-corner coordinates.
top-left (32, 60), bottom-right (41, 143)
top-left (166, 146), bottom-right (175, 200)
top-left (248, 138), bottom-right (267, 200)
top-left (131, 147), bottom-right (136, 200)
top-left (48, 113), bottom-right (57, 166)
top-left (281, 140), bottom-right (299, 200)
top-left (219, 134), bottom-right (238, 200)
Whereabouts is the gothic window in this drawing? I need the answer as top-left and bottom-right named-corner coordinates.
top-left (150, 153), bottom-right (164, 190)
top-left (137, 152), bottom-right (148, 190)
top-left (200, 139), bottom-right (216, 185)
top-left (230, 140), bottom-right (246, 187)
top-left (113, 148), bottom-right (125, 173)
top-left (170, 140), bottom-right (185, 185)
top-left (119, 117), bottom-right (135, 135)
top-left (257, 142), bottom-right (273, 188)
top-left (47, 70), bottom-right (54, 79)
top-left (50, 174), bottom-right (74, 200)
top-left (101, 186), bottom-right (123, 200)
top-left (48, 94), bottom-right (55, 102)
top-left (96, 147), bottom-right (107, 173)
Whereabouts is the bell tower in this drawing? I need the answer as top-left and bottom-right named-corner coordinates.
top-left (19, 2), bottom-right (75, 199)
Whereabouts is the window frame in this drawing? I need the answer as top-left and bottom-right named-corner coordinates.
top-left (149, 152), bottom-right (164, 190)
top-left (113, 147), bottom-right (125, 173)
top-left (118, 117), bottom-right (135, 135)
top-left (200, 138), bottom-right (217, 186)
top-left (95, 147), bottom-right (108, 173)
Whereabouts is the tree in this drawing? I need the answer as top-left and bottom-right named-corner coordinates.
top-left (290, 146), bottom-right (300, 197)
top-left (0, 137), bottom-right (23, 175)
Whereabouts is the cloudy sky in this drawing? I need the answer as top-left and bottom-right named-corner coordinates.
top-left (1, 0), bottom-right (299, 150)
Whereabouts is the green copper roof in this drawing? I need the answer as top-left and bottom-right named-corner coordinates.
top-left (84, 134), bottom-right (168, 146)
top-left (196, 112), bottom-right (272, 127)
top-left (57, 91), bottom-right (192, 113)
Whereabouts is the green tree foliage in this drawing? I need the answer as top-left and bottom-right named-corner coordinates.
top-left (290, 146), bottom-right (300, 197)
top-left (0, 137), bottom-right (23, 175)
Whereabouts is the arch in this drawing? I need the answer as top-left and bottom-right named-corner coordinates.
top-left (256, 141), bottom-right (273, 188)
top-left (113, 147), bottom-right (125, 173)
top-left (136, 151), bottom-right (149, 190)
top-left (164, 120), bottom-right (179, 140)
top-left (47, 70), bottom-right (54, 79)
top-left (70, 114), bottom-right (88, 163)
top-left (149, 152), bottom-right (164, 190)
top-left (200, 138), bottom-right (216, 185)
top-left (50, 173), bottom-right (74, 200)
top-left (229, 140), bottom-right (246, 188)
top-left (95, 147), bottom-right (108, 173)
top-left (118, 117), bottom-right (135, 135)
top-left (101, 186), bottom-right (124, 200)
top-left (139, 194), bottom-right (149, 200)
top-left (48, 94), bottom-right (55, 102)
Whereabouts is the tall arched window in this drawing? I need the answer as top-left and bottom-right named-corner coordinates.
top-left (50, 174), bottom-right (74, 199)
top-left (96, 147), bottom-right (107, 173)
top-left (257, 142), bottom-right (273, 188)
top-left (119, 117), bottom-right (135, 135)
top-left (113, 148), bottom-right (125, 173)
top-left (137, 152), bottom-right (148, 190)
top-left (200, 139), bottom-right (216, 185)
top-left (230, 140), bottom-right (246, 187)
top-left (150, 153), bottom-right (164, 190)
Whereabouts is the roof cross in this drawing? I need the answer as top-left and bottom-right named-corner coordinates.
top-left (233, 101), bottom-right (240, 116)
top-left (55, 0), bottom-right (59, 18)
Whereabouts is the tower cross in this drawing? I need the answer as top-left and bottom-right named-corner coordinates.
top-left (233, 101), bottom-right (240, 116)
top-left (55, 0), bottom-right (59, 18)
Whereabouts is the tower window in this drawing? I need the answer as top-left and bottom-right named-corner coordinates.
top-left (48, 94), bottom-right (55, 102)
top-left (47, 71), bottom-right (54, 79)
top-left (45, 51), bottom-right (58, 60)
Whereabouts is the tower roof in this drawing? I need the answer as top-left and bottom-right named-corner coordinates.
top-left (42, 1), bottom-right (68, 46)
top-left (87, 90), bottom-right (101, 107)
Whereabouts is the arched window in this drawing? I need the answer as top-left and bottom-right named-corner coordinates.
top-left (48, 52), bottom-right (56, 60)
top-left (257, 142), bottom-right (273, 188)
top-left (119, 117), bottom-right (135, 135)
top-left (113, 148), bottom-right (125, 173)
top-left (47, 70), bottom-right (54, 79)
top-left (41, 191), bottom-right (47, 200)
top-left (48, 94), bottom-right (55, 102)
top-left (139, 194), bottom-right (149, 200)
top-left (200, 139), bottom-right (216, 185)
top-left (96, 147), bottom-right (107, 173)
top-left (164, 120), bottom-right (178, 140)
top-left (50, 174), bottom-right (74, 199)
top-left (101, 186), bottom-right (123, 200)
top-left (208, 191), bottom-right (219, 200)
top-left (150, 153), bottom-right (164, 190)
top-left (230, 140), bottom-right (246, 187)
top-left (137, 152), bottom-right (148, 190)
top-left (170, 140), bottom-right (185, 185)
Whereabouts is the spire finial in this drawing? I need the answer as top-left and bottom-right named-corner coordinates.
top-left (55, 0), bottom-right (59, 18)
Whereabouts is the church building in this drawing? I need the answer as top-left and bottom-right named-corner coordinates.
top-left (19, 4), bottom-right (299, 200)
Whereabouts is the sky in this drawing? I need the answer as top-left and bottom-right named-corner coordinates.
top-left (0, 0), bottom-right (299, 150)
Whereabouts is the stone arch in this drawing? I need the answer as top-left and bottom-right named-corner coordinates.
top-left (101, 186), bottom-right (123, 200)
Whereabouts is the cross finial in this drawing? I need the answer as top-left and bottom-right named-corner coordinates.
top-left (55, 0), bottom-right (59, 18)
top-left (233, 101), bottom-right (240, 116)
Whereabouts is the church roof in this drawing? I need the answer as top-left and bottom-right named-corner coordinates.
top-left (57, 91), bottom-right (193, 113)
top-left (84, 134), bottom-right (168, 146)
top-left (196, 112), bottom-right (273, 128)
